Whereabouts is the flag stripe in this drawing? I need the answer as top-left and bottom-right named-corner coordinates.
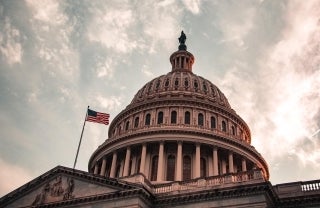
top-left (86, 110), bottom-right (110, 125)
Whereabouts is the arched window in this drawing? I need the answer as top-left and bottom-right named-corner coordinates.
top-left (134, 117), bottom-right (139, 128)
top-left (151, 156), bottom-right (158, 181)
top-left (200, 157), bottom-right (207, 178)
top-left (185, 111), bottom-right (190, 124)
top-left (125, 121), bottom-right (130, 130)
top-left (174, 78), bottom-right (179, 87)
top-left (167, 155), bottom-right (176, 181)
top-left (211, 116), bottom-right (216, 129)
top-left (194, 80), bottom-right (198, 90)
top-left (222, 121), bottom-right (227, 132)
top-left (156, 79), bottom-right (161, 90)
top-left (184, 78), bottom-right (189, 88)
top-left (198, 113), bottom-right (204, 126)
top-left (145, 113), bottom-right (151, 125)
top-left (231, 126), bottom-right (235, 135)
top-left (203, 82), bottom-right (207, 92)
top-left (183, 155), bottom-right (191, 180)
top-left (165, 79), bottom-right (170, 87)
top-left (118, 126), bottom-right (121, 134)
top-left (157, 111), bottom-right (163, 124)
top-left (171, 111), bottom-right (177, 124)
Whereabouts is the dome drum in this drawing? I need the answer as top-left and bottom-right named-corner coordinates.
top-left (89, 139), bottom-right (268, 183)
top-left (108, 101), bottom-right (251, 144)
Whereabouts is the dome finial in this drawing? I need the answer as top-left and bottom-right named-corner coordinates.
top-left (178, 31), bottom-right (187, 50)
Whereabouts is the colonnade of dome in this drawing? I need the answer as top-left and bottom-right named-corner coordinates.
top-left (88, 32), bottom-right (269, 183)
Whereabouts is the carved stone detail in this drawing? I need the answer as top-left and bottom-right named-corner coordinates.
top-left (32, 176), bottom-right (75, 205)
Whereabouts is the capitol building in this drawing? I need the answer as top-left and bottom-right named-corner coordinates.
top-left (1, 32), bottom-right (319, 208)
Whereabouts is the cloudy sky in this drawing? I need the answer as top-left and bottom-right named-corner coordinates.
top-left (1, 0), bottom-right (320, 196)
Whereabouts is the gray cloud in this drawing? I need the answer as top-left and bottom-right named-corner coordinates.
top-left (0, 0), bottom-right (319, 196)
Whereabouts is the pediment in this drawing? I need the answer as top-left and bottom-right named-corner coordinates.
top-left (1, 166), bottom-right (140, 208)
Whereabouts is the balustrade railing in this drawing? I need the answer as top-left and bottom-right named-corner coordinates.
top-left (152, 169), bottom-right (264, 194)
top-left (301, 180), bottom-right (320, 192)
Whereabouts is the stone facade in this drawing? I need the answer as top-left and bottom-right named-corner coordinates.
top-left (1, 33), bottom-right (319, 207)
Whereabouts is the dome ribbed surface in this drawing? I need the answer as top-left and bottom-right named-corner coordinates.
top-left (130, 71), bottom-right (232, 109)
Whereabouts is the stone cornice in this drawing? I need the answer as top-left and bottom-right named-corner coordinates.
top-left (153, 181), bottom-right (275, 207)
top-left (276, 194), bottom-right (320, 207)
top-left (23, 188), bottom-right (153, 208)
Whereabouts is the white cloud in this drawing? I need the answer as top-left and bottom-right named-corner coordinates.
top-left (216, 4), bottom-right (255, 48)
top-left (182, 0), bottom-right (202, 14)
top-left (87, 5), bottom-right (137, 53)
top-left (96, 58), bottom-right (114, 78)
top-left (139, 1), bottom-right (182, 53)
top-left (94, 95), bottom-right (122, 111)
top-left (0, 158), bottom-right (33, 197)
top-left (141, 64), bottom-right (154, 77)
top-left (87, 1), bottom-right (183, 54)
top-left (0, 17), bottom-right (23, 65)
top-left (27, 91), bottom-right (38, 103)
top-left (220, 0), bottom-right (320, 167)
top-left (26, 0), bottom-right (65, 25)
top-left (26, 0), bottom-right (78, 79)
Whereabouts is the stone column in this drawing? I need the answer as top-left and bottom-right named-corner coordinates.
top-left (195, 143), bottom-right (200, 178)
top-left (228, 151), bottom-right (234, 173)
top-left (94, 163), bottom-right (99, 174)
top-left (123, 147), bottom-right (131, 177)
top-left (222, 160), bottom-right (226, 174)
top-left (131, 156), bottom-right (136, 175)
top-left (157, 141), bottom-right (164, 181)
top-left (100, 157), bottom-right (107, 176)
top-left (110, 151), bottom-right (117, 178)
top-left (242, 158), bottom-right (247, 172)
top-left (213, 147), bottom-right (218, 176)
top-left (208, 156), bottom-right (213, 176)
top-left (176, 141), bottom-right (182, 181)
top-left (140, 143), bottom-right (147, 174)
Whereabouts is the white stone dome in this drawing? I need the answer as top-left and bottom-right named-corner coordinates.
top-left (89, 32), bottom-right (269, 184)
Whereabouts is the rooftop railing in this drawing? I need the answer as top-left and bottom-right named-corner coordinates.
top-left (274, 179), bottom-right (320, 198)
top-left (121, 169), bottom-right (265, 195)
top-left (301, 180), bottom-right (320, 192)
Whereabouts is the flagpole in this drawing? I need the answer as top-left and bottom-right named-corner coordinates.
top-left (73, 106), bottom-right (89, 169)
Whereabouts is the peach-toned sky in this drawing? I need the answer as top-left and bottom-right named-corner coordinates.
top-left (0, 0), bottom-right (319, 196)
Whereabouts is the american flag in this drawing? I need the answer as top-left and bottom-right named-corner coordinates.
top-left (86, 109), bottom-right (110, 125)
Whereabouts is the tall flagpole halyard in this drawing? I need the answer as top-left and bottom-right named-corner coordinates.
top-left (73, 106), bottom-right (89, 169)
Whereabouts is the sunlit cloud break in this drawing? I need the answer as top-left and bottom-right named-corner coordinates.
top-left (257, 0), bottom-right (320, 161)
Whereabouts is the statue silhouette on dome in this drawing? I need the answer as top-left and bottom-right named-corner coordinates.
top-left (178, 31), bottom-right (186, 44)
top-left (178, 31), bottom-right (187, 50)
